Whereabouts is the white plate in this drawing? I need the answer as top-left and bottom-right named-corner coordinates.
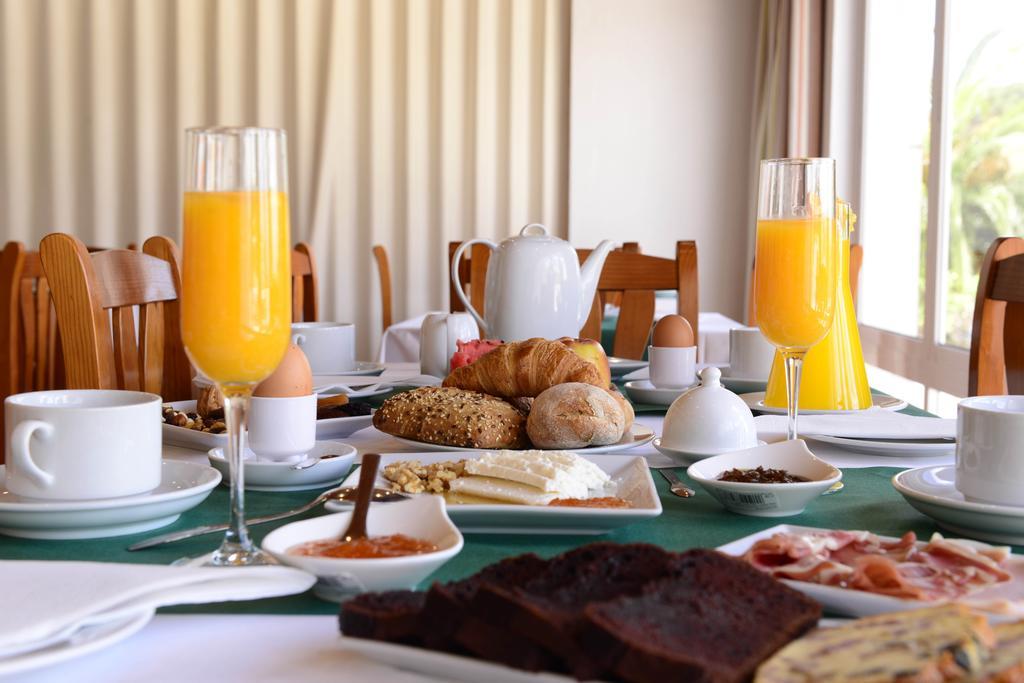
top-left (718, 524), bottom-right (1024, 619)
top-left (340, 636), bottom-right (574, 683)
top-left (0, 609), bottom-right (154, 677)
top-left (162, 400), bottom-right (374, 450)
top-left (0, 461), bottom-right (220, 539)
top-left (327, 452), bottom-right (662, 535)
top-left (652, 437), bottom-right (765, 464)
top-left (739, 392), bottom-right (908, 415)
top-left (608, 356), bottom-right (648, 377)
top-left (893, 466), bottom-right (1024, 545)
top-left (207, 441), bottom-right (357, 491)
top-left (622, 379), bottom-right (696, 406)
top-left (316, 385), bottom-right (391, 400)
top-left (718, 365), bottom-right (768, 395)
top-left (809, 433), bottom-right (956, 457)
top-left (325, 361), bottom-right (386, 377)
top-left (388, 423), bottom-right (655, 455)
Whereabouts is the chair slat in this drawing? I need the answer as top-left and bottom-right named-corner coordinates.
top-left (614, 290), bottom-right (656, 359)
top-left (292, 242), bottom-right (318, 322)
top-left (141, 236), bottom-right (192, 401)
top-left (990, 254), bottom-right (1024, 304)
top-left (139, 301), bottom-right (166, 395)
top-left (91, 250), bottom-right (177, 309)
top-left (1003, 301), bottom-right (1024, 395)
top-left (18, 280), bottom-right (35, 392)
top-left (970, 237), bottom-right (1024, 396)
top-left (373, 245), bottom-right (393, 331)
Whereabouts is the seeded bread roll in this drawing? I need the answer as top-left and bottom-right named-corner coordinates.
top-left (373, 387), bottom-right (529, 449)
top-left (527, 383), bottom-right (625, 449)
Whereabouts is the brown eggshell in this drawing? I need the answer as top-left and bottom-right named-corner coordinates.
top-left (254, 344), bottom-right (314, 397)
top-left (652, 315), bottom-right (694, 348)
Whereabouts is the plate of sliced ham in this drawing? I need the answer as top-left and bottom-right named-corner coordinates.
top-left (718, 524), bottom-right (1024, 620)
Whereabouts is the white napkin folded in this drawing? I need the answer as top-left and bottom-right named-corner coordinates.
top-left (754, 409), bottom-right (956, 440)
top-left (0, 562), bottom-right (315, 661)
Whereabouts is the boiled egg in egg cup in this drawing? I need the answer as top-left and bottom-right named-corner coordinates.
top-left (648, 315), bottom-right (697, 389)
top-left (247, 343), bottom-right (318, 462)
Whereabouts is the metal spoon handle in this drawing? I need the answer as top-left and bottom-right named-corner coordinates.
top-left (342, 454), bottom-right (380, 541)
top-left (126, 494), bottom-right (326, 551)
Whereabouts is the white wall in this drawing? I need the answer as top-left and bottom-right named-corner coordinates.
top-left (568, 0), bottom-right (758, 320)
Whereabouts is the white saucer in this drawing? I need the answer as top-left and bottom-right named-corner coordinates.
top-left (623, 379), bottom-right (696, 406)
top-left (718, 365), bottom-right (769, 394)
top-left (208, 441), bottom-right (357, 491)
top-left (608, 357), bottom-right (648, 377)
top-left (892, 465), bottom-right (1024, 545)
top-left (316, 361), bottom-right (386, 378)
top-left (809, 433), bottom-right (955, 457)
top-left (740, 392), bottom-right (908, 415)
top-left (652, 437), bottom-right (765, 464)
top-left (0, 461), bottom-right (220, 540)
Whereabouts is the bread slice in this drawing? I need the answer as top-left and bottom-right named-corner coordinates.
top-left (581, 549), bottom-right (822, 683)
top-left (464, 542), bottom-right (682, 676)
top-left (982, 619), bottom-right (1024, 683)
top-left (339, 590), bottom-right (426, 645)
top-left (755, 604), bottom-right (996, 683)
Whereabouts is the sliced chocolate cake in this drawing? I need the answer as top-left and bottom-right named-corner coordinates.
top-left (339, 590), bottom-right (426, 645)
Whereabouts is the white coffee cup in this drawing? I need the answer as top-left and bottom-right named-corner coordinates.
top-left (4, 390), bottom-right (162, 500)
top-left (420, 313), bottom-right (480, 378)
top-left (291, 322), bottom-right (356, 374)
top-left (956, 395), bottom-right (1024, 507)
top-left (728, 326), bottom-right (776, 380)
top-left (648, 346), bottom-right (697, 389)
top-left (247, 394), bottom-right (317, 462)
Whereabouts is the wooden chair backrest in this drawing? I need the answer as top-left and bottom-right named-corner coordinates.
top-left (40, 233), bottom-right (193, 400)
top-left (969, 237), bottom-right (1024, 396)
top-left (578, 241), bottom-right (698, 359)
top-left (291, 242), bottom-right (319, 322)
top-left (448, 241), bottom-right (491, 315)
top-left (372, 245), bottom-right (393, 331)
top-left (1, 243), bottom-right (60, 398)
top-left (747, 243), bottom-right (865, 326)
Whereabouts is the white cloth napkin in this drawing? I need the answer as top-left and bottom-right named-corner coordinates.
top-left (754, 409), bottom-right (956, 440)
top-left (0, 562), bottom-right (315, 660)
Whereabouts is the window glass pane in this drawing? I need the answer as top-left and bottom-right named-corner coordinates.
top-left (859, 0), bottom-right (935, 338)
top-left (942, 0), bottom-right (1024, 347)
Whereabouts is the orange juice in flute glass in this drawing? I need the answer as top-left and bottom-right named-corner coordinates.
top-left (181, 127), bottom-right (292, 566)
top-left (753, 158), bottom-right (838, 440)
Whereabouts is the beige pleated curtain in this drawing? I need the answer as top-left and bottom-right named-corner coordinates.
top-left (0, 0), bottom-right (570, 359)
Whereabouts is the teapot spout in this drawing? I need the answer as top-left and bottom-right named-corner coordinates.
top-left (577, 240), bottom-right (615, 331)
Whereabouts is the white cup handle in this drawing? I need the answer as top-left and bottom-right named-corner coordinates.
top-left (10, 420), bottom-right (56, 488)
top-left (293, 333), bottom-right (307, 347)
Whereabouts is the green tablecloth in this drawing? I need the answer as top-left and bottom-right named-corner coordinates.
top-left (2, 463), bottom-right (1010, 616)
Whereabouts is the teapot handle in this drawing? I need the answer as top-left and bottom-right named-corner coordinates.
top-left (450, 238), bottom-right (497, 334)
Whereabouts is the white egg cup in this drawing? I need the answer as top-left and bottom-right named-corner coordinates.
top-left (648, 345), bottom-right (697, 389)
top-left (655, 366), bottom-right (758, 463)
top-left (247, 394), bottom-right (317, 462)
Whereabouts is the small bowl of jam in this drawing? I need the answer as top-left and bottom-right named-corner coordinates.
top-left (685, 440), bottom-right (842, 518)
top-left (261, 495), bottom-right (463, 602)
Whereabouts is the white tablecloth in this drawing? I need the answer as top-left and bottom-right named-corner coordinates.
top-left (378, 311), bottom-right (745, 365)
top-left (13, 363), bottom-right (947, 682)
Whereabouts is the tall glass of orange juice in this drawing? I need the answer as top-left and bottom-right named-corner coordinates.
top-left (753, 158), bottom-right (838, 440)
top-left (182, 127), bottom-right (291, 566)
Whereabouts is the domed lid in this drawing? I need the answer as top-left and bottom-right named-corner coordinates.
top-left (660, 367), bottom-right (758, 455)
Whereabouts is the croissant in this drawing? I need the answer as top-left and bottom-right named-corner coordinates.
top-left (442, 338), bottom-right (604, 398)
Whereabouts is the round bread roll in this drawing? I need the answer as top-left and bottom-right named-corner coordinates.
top-left (527, 382), bottom-right (626, 449)
top-left (606, 387), bottom-right (634, 432)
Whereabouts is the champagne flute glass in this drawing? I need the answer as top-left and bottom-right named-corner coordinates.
top-left (181, 127), bottom-right (292, 566)
top-left (753, 158), bottom-right (838, 440)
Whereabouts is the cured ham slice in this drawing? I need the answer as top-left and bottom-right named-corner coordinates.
top-left (742, 529), bottom-right (1012, 601)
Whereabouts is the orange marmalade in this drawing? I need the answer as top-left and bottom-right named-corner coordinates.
top-left (288, 534), bottom-right (438, 559)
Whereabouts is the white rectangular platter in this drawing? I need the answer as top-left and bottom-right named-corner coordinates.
top-left (718, 524), bottom-right (1024, 621)
top-left (161, 400), bottom-right (373, 450)
top-left (333, 451), bottom-right (662, 535)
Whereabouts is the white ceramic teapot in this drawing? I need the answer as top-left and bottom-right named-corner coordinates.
top-left (451, 224), bottom-right (615, 341)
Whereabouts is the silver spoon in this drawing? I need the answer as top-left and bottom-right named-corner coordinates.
top-left (290, 453), bottom-right (344, 470)
top-left (658, 469), bottom-right (696, 498)
top-left (126, 485), bottom-right (408, 551)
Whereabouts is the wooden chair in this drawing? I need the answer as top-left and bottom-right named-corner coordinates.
top-left (39, 233), bottom-right (193, 400)
top-left (577, 241), bottom-right (698, 360)
top-left (292, 242), bottom-right (319, 322)
top-left (747, 243), bottom-right (865, 326)
top-left (372, 245), bottom-right (393, 331)
top-left (448, 241), bottom-right (491, 315)
top-left (969, 237), bottom-right (1024, 396)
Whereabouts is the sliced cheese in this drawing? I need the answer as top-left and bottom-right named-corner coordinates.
top-left (464, 450), bottom-right (610, 499)
top-left (448, 475), bottom-right (558, 506)
top-left (755, 604), bottom-right (995, 683)
top-left (981, 619), bottom-right (1024, 681)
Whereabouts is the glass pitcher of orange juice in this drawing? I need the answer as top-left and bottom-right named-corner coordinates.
top-left (764, 199), bottom-right (870, 410)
